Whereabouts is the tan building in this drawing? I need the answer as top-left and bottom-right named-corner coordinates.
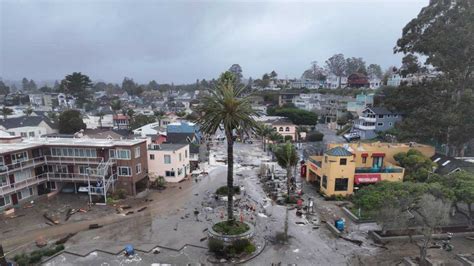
top-left (305, 142), bottom-right (435, 197)
top-left (271, 119), bottom-right (297, 141)
top-left (147, 143), bottom-right (190, 183)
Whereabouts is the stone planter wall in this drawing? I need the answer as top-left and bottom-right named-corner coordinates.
top-left (208, 222), bottom-right (255, 244)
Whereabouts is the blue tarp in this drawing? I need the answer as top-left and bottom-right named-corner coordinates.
top-left (124, 244), bottom-right (134, 255)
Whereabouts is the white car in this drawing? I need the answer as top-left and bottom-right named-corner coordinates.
top-left (77, 186), bottom-right (89, 193)
top-left (343, 132), bottom-right (361, 142)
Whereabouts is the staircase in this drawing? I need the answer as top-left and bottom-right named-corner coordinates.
top-left (87, 158), bottom-right (116, 201)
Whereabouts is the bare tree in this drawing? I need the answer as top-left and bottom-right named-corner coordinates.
top-left (325, 54), bottom-right (346, 88)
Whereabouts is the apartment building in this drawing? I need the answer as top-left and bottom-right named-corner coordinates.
top-left (0, 137), bottom-right (147, 212)
top-left (305, 142), bottom-right (435, 197)
top-left (147, 143), bottom-right (190, 183)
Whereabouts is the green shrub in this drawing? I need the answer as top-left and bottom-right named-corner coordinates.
top-left (306, 131), bottom-right (324, 142)
top-left (244, 243), bottom-right (256, 254)
top-left (29, 251), bottom-right (43, 264)
top-left (284, 135), bottom-right (293, 142)
top-left (13, 253), bottom-right (29, 266)
top-left (208, 238), bottom-right (224, 254)
top-left (215, 186), bottom-right (241, 196)
top-left (232, 239), bottom-right (251, 254)
top-left (212, 221), bottom-right (249, 235)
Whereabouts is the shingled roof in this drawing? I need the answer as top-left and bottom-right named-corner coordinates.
top-left (325, 146), bottom-right (353, 156)
top-left (0, 116), bottom-right (56, 129)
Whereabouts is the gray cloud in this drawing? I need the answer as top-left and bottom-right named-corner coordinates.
top-left (0, 0), bottom-right (428, 84)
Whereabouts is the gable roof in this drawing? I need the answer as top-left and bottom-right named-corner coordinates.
top-left (0, 116), bottom-right (56, 129)
top-left (431, 153), bottom-right (474, 175)
top-left (365, 107), bottom-right (399, 115)
top-left (325, 146), bottom-right (353, 157)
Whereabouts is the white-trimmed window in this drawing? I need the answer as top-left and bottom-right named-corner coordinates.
top-left (116, 149), bottom-right (131, 160)
top-left (149, 154), bottom-right (155, 160)
top-left (165, 171), bottom-right (175, 177)
top-left (135, 163), bottom-right (142, 174)
top-left (21, 132), bottom-right (27, 138)
top-left (29, 132), bottom-right (35, 137)
top-left (179, 153), bottom-right (182, 162)
top-left (0, 175), bottom-right (7, 186)
top-left (135, 147), bottom-right (141, 158)
top-left (14, 170), bottom-right (31, 182)
top-left (164, 155), bottom-right (171, 164)
top-left (56, 165), bottom-right (68, 173)
top-left (12, 151), bottom-right (28, 163)
top-left (0, 156), bottom-right (4, 166)
top-left (377, 122), bottom-right (384, 126)
top-left (0, 196), bottom-right (11, 207)
top-left (185, 150), bottom-right (188, 158)
top-left (78, 165), bottom-right (89, 175)
top-left (118, 166), bottom-right (131, 176)
top-left (51, 148), bottom-right (97, 158)
top-left (109, 149), bottom-right (116, 158)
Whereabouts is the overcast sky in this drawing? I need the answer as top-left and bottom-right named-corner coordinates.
top-left (0, 0), bottom-right (428, 84)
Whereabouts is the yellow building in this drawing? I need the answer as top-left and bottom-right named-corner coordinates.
top-left (305, 142), bottom-right (435, 197)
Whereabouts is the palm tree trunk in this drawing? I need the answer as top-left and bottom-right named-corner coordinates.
top-left (262, 136), bottom-right (266, 152)
top-left (287, 166), bottom-right (291, 197)
top-left (226, 128), bottom-right (235, 222)
top-left (284, 206), bottom-right (289, 241)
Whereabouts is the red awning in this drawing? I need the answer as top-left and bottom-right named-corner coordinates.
top-left (371, 153), bottom-right (385, 157)
top-left (354, 174), bottom-right (381, 184)
top-left (361, 153), bottom-right (368, 157)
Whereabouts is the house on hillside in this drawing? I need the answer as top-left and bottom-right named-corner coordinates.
top-left (347, 73), bottom-right (369, 88)
top-left (0, 116), bottom-right (57, 138)
top-left (353, 107), bottom-right (402, 139)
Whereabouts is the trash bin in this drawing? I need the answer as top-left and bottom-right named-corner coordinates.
top-left (335, 219), bottom-right (345, 232)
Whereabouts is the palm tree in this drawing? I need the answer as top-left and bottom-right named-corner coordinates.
top-left (195, 71), bottom-right (258, 222)
top-left (256, 123), bottom-right (273, 152)
top-left (274, 141), bottom-right (299, 241)
top-left (274, 142), bottom-right (299, 198)
top-left (1, 107), bottom-right (13, 120)
top-left (97, 111), bottom-right (105, 128)
top-left (23, 106), bottom-right (33, 117)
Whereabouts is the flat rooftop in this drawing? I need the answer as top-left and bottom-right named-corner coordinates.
top-left (0, 137), bottom-right (146, 154)
top-left (148, 143), bottom-right (188, 151)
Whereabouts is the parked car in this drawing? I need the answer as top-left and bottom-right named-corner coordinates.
top-left (343, 132), bottom-right (360, 142)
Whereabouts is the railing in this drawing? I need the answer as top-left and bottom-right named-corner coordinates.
top-left (355, 167), bottom-right (404, 173)
top-left (308, 157), bottom-right (322, 168)
top-left (0, 157), bottom-right (46, 174)
top-left (354, 124), bottom-right (376, 130)
top-left (360, 116), bottom-right (376, 123)
top-left (0, 173), bottom-right (48, 195)
top-left (47, 173), bottom-right (92, 182)
top-left (45, 156), bottom-right (103, 165)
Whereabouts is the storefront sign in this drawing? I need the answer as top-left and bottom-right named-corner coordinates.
top-left (354, 174), bottom-right (381, 184)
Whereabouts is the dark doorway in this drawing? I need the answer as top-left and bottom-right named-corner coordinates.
top-left (11, 193), bottom-right (18, 205)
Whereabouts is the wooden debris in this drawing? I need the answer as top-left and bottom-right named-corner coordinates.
top-left (339, 236), bottom-right (363, 246)
top-left (137, 206), bottom-right (147, 212)
top-left (43, 213), bottom-right (59, 225)
top-left (89, 224), bottom-right (102, 229)
top-left (55, 233), bottom-right (76, 245)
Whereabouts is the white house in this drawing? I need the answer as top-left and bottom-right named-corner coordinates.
top-left (147, 143), bottom-right (190, 182)
top-left (0, 116), bottom-right (57, 138)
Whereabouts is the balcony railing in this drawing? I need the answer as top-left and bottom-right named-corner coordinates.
top-left (0, 173), bottom-right (48, 195)
top-left (0, 157), bottom-right (46, 174)
top-left (354, 124), bottom-right (376, 130)
top-left (355, 167), bottom-right (404, 173)
top-left (45, 156), bottom-right (103, 165)
top-left (360, 116), bottom-right (376, 123)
